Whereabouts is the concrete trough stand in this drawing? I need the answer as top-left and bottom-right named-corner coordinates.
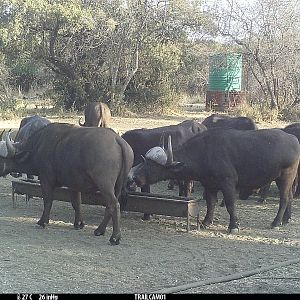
top-left (11, 179), bottom-right (200, 232)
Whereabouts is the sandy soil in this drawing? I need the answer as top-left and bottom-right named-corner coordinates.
top-left (0, 113), bottom-right (299, 294)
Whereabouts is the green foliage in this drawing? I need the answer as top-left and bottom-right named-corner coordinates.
top-left (0, 0), bottom-right (214, 113)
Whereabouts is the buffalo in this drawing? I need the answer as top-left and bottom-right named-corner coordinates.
top-left (284, 123), bottom-right (300, 130)
top-left (79, 102), bottom-right (111, 127)
top-left (129, 129), bottom-right (300, 232)
top-left (202, 113), bottom-right (258, 130)
top-left (255, 124), bottom-right (300, 203)
top-left (15, 115), bottom-right (51, 141)
top-left (11, 115), bottom-right (51, 179)
top-left (0, 123), bottom-right (134, 245)
top-left (123, 120), bottom-right (206, 220)
top-left (202, 113), bottom-right (258, 206)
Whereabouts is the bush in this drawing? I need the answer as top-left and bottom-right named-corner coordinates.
top-left (230, 101), bottom-right (280, 123)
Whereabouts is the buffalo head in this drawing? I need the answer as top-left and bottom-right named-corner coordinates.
top-left (0, 130), bottom-right (18, 158)
top-left (128, 135), bottom-right (184, 187)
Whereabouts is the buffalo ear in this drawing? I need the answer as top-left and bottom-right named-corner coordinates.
top-left (0, 129), bottom-right (5, 140)
top-left (15, 151), bottom-right (30, 163)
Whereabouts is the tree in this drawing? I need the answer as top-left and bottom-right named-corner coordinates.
top-left (0, 0), bottom-right (213, 111)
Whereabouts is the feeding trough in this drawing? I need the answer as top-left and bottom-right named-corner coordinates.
top-left (11, 179), bottom-right (200, 232)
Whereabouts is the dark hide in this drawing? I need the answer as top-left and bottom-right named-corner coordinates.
top-left (0, 123), bottom-right (134, 245)
top-left (124, 120), bottom-right (206, 219)
top-left (247, 125), bottom-right (300, 203)
top-left (284, 123), bottom-right (300, 130)
top-left (15, 115), bottom-right (51, 142)
top-left (130, 129), bottom-right (300, 232)
top-left (202, 113), bottom-right (258, 130)
top-left (11, 115), bottom-right (51, 179)
top-left (79, 102), bottom-right (111, 127)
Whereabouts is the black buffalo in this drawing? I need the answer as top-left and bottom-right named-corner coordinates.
top-left (123, 120), bottom-right (206, 220)
top-left (202, 113), bottom-right (258, 130)
top-left (79, 102), bottom-right (111, 127)
top-left (284, 123), bottom-right (300, 130)
top-left (11, 115), bottom-right (51, 179)
top-left (256, 124), bottom-right (300, 202)
top-left (202, 113), bottom-right (257, 206)
top-left (0, 123), bottom-right (134, 245)
top-left (123, 120), bottom-right (206, 193)
top-left (15, 115), bottom-right (51, 142)
top-left (130, 129), bottom-right (300, 232)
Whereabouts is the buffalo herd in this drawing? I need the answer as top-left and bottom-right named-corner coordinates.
top-left (0, 106), bottom-right (299, 245)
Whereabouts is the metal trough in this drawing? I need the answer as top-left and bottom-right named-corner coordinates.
top-left (11, 179), bottom-right (200, 232)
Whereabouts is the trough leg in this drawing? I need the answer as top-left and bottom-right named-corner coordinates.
top-left (12, 185), bottom-right (16, 209)
top-left (187, 213), bottom-right (190, 233)
top-left (141, 184), bottom-right (151, 220)
top-left (25, 194), bottom-right (30, 204)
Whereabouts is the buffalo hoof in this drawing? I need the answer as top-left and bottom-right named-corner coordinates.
top-left (94, 228), bottom-right (105, 236)
top-left (200, 222), bottom-right (212, 229)
top-left (74, 222), bottom-right (85, 230)
top-left (282, 219), bottom-right (290, 225)
top-left (109, 235), bottom-right (121, 245)
top-left (271, 220), bottom-right (281, 229)
top-left (142, 213), bottom-right (151, 221)
top-left (35, 222), bottom-right (45, 229)
top-left (227, 227), bottom-right (239, 234)
top-left (257, 199), bottom-right (266, 204)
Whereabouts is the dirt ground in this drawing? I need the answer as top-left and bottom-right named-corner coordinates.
top-left (0, 112), bottom-right (300, 294)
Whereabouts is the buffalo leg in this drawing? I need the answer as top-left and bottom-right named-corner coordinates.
top-left (257, 183), bottom-right (271, 203)
top-left (221, 181), bottom-right (239, 233)
top-left (94, 190), bottom-right (121, 245)
top-left (282, 189), bottom-right (293, 225)
top-left (272, 175), bottom-right (293, 228)
top-left (167, 180), bottom-right (175, 190)
top-left (37, 185), bottom-right (54, 227)
top-left (70, 191), bottom-right (85, 229)
top-left (94, 208), bottom-right (111, 236)
top-left (201, 189), bottom-right (218, 228)
top-left (141, 184), bottom-right (151, 220)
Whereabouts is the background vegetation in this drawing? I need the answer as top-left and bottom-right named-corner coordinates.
top-left (0, 0), bottom-right (299, 121)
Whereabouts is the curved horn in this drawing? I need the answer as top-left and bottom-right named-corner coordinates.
top-left (98, 103), bottom-right (104, 127)
top-left (98, 116), bottom-right (103, 127)
top-left (159, 134), bottom-right (165, 150)
top-left (166, 135), bottom-right (173, 165)
top-left (78, 117), bottom-right (85, 126)
top-left (5, 131), bottom-right (17, 157)
top-left (0, 129), bottom-right (5, 141)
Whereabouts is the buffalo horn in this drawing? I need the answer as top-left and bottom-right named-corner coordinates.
top-left (0, 129), bottom-right (5, 141)
top-left (78, 117), bottom-right (85, 126)
top-left (159, 134), bottom-right (165, 150)
top-left (5, 131), bottom-right (17, 157)
top-left (166, 135), bottom-right (173, 165)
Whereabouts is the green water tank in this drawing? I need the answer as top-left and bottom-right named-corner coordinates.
top-left (208, 53), bottom-right (243, 92)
